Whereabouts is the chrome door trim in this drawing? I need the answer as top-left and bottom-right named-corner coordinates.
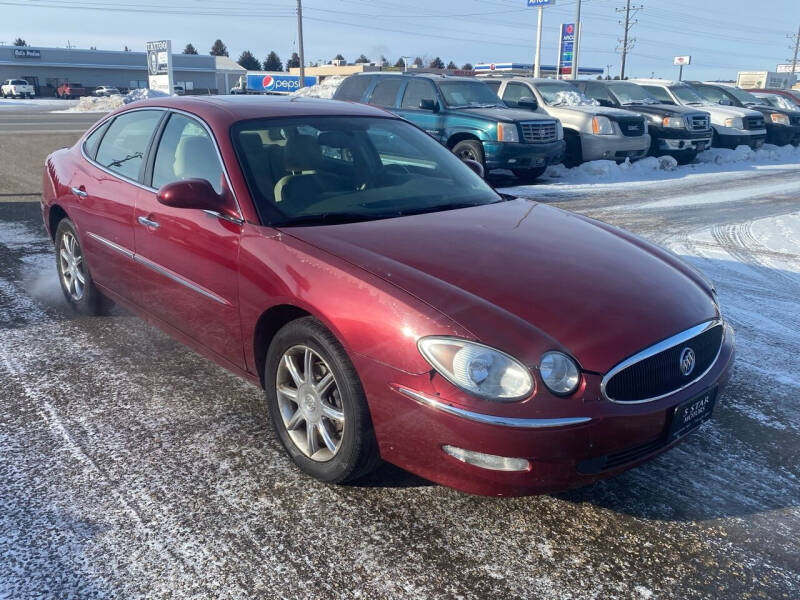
top-left (86, 232), bottom-right (134, 260)
top-left (134, 254), bottom-right (230, 306)
top-left (600, 319), bottom-right (725, 404)
top-left (391, 385), bottom-right (592, 429)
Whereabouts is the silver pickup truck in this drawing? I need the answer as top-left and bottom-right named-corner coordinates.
top-left (482, 77), bottom-right (650, 166)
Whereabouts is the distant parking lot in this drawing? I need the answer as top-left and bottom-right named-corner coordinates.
top-left (1, 104), bottom-right (799, 599)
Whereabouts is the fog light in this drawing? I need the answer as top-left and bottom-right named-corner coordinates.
top-left (442, 445), bottom-right (530, 472)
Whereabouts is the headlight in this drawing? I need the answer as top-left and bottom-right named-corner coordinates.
top-left (591, 116), bottom-right (615, 135)
top-left (418, 337), bottom-right (533, 401)
top-left (497, 122), bottom-right (519, 143)
top-left (662, 116), bottom-right (685, 129)
top-left (539, 351), bottom-right (580, 396)
top-left (770, 112), bottom-right (790, 125)
top-left (725, 117), bottom-right (743, 129)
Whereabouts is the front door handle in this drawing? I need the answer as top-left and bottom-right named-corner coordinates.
top-left (70, 186), bottom-right (88, 198)
top-left (137, 215), bottom-right (159, 229)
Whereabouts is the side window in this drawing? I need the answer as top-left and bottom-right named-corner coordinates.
top-left (369, 79), bottom-right (403, 107)
top-left (643, 85), bottom-right (673, 104)
top-left (483, 80), bottom-right (502, 96)
top-left (83, 120), bottom-right (110, 160)
top-left (335, 75), bottom-right (372, 102)
top-left (401, 79), bottom-right (437, 109)
top-left (94, 110), bottom-right (162, 181)
top-left (152, 113), bottom-right (223, 194)
top-left (502, 82), bottom-right (532, 108)
top-left (584, 82), bottom-right (611, 103)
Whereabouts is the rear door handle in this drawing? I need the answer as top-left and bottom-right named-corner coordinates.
top-left (137, 216), bottom-right (159, 229)
top-left (70, 186), bottom-right (88, 198)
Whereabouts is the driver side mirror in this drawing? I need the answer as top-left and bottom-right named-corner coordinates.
top-left (718, 98), bottom-right (732, 106)
top-left (157, 178), bottom-right (237, 218)
top-left (596, 98), bottom-right (613, 107)
top-left (518, 97), bottom-right (538, 110)
top-left (419, 98), bottom-right (439, 112)
top-left (462, 159), bottom-right (485, 179)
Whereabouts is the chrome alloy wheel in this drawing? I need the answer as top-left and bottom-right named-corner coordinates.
top-left (276, 345), bottom-right (345, 462)
top-left (59, 231), bottom-right (86, 301)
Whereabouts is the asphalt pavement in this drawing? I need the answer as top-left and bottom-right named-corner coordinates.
top-left (1, 106), bottom-right (798, 599)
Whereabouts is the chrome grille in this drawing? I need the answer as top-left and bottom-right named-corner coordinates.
top-left (743, 116), bottom-right (765, 130)
top-left (688, 113), bottom-right (710, 131)
top-left (602, 321), bottom-right (724, 403)
top-left (790, 115), bottom-right (800, 126)
top-left (519, 121), bottom-right (558, 144)
top-left (617, 117), bottom-right (646, 137)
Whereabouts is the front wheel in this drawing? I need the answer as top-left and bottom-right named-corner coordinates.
top-left (451, 139), bottom-right (485, 174)
top-left (55, 219), bottom-right (111, 315)
top-left (265, 317), bottom-right (381, 484)
top-left (512, 166), bottom-right (547, 183)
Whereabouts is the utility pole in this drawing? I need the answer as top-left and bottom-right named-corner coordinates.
top-left (297, 0), bottom-right (306, 88)
top-left (606, 64), bottom-right (613, 80)
top-left (572, 0), bottom-right (581, 80)
top-left (616, 0), bottom-right (642, 80)
top-left (789, 25), bottom-right (800, 78)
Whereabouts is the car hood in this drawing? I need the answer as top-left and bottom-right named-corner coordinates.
top-left (547, 104), bottom-right (639, 118)
top-left (281, 199), bottom-right (718, 373)
top-left (453, 106), bottom-right (556, 123)
top-left (692, 103), bottom-right (761, 118)
top-left (617, 103), bottom-right (700, 117)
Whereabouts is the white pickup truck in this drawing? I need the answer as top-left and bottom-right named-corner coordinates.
top-left (1, 79), bottom-right (35, 99)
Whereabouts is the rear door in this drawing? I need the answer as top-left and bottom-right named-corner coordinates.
top-left (395, 78), bottom-right (445, 142)
top-left (133, 111), bottom-right (244, 367)
top-left (71, 109), bottom-right (165, 301)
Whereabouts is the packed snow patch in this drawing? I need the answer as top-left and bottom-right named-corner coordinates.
top-left (549, 90), bottom-right (599, 107)
top-left (290, 76), bottom-right (345, 99)
top-left (56, 88), bottom-right (171, 113)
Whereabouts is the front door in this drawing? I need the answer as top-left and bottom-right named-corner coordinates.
top-left (133, 111), bottom-right (244, 367)
top-left (395, 79), bottom-right (446, 142)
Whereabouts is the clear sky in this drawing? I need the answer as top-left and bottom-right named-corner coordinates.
top-left (1, 0), bottom-right (798, 81)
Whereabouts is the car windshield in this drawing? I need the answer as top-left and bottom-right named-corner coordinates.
top-left (759, 94), bottom-right (795, 110)
top-left (536, 82), bottom-right (598, 106)
top-left (722, 85), bottom-right (762, 106)
top-left (670, 85), bottom-right (706, 105)
top-left (232, 116), bottom-right (502, 226)
top-left (438, 81), bottom-right (504, 108)
top-left (608, 83), bottom-right (658, 105)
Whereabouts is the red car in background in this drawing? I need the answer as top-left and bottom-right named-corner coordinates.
top-left (744, 88), bottom-right (800, 109)
top-left (41, 96), bottom-right (735, 496)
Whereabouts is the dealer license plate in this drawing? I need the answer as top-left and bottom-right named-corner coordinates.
top-left (668, 387), bottom-right (717, 443)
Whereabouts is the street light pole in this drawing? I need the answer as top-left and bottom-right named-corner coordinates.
top-left (534, 5), bottom-right (543, 78)
top-left (297, 0), bottom-right (306, 88)
top-left (572, 0), bottom-right (581, 80)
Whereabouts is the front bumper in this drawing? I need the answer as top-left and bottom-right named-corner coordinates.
top-left (582, 133), bottom-right (651, 162)
top-left (356, 323), bottom-right (735, 497)
top-left (713, 129), bottom-right (767, 149)
top-left (482, 139), bottom-right (566, 170)
top-left (766, 123), bottom-right (800, 146)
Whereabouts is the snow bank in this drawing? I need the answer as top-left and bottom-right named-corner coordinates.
top-left (290, 76), bottom-right (345, 99)
top-left (540, 144), bottom-right (800, 185)
top-left (57, 88), bottom-right (171, 113)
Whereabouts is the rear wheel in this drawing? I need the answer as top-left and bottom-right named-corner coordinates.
top-left (451, 139), bottom-right (485, 174)
top-left (512, 166), bottom-right (547, 183)
top-left (55, 219), bottom-right (111, 315)
top-left (265, 317), bottom-right (380, 484)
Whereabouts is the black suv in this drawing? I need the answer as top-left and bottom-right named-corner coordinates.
top-left (334, 72), bottom-right (565, 181)
top-left (573, 80), bottom-right (712, 164)
top-left (687, 82), bottom-right (800, 147)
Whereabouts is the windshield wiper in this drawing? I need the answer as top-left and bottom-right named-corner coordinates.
top-left (275, 212), bottom-right (389, 227)
top-left (622, 101), bottom-right (643, 106)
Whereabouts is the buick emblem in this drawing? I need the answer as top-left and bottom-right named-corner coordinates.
top-left (679, 347), bottom-right (696, 377)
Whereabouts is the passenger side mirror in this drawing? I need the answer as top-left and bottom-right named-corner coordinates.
top-left (719, 98), bottom-right (732, 106)
top-left (462, 158), bottom-right (485, 179)
top-left (419, 98), bottom-right (439, 112)
top-left (157, 178), bottom-right (235, 217)
top-left (596, 99), bottom-right (614, 107)
top-left (518, 97), bottom-right (538, 110)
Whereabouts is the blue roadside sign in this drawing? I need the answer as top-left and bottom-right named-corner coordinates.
top-left (557, 23), bottom-right (576, 76)
top-left (527, 0), bottom-right (554, 6)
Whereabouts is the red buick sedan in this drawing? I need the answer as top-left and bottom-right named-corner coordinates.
top-left (42, 96), bottom-right (735, 496)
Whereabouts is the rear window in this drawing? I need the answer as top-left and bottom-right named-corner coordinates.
top-left (11, 80), bottom-right (28, 85)
top-left (83, 121), bottom-right (110, 160)
top-left (334, 76), bottom-right (373, 102)
top-left (369, 79), bottom-right (402, 107)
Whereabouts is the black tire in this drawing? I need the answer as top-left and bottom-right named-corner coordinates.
top-left (451, 139), bottom-right (485, 172)
top-left (562, 131), bottom-right (583, 167)
top-left (54, 219), bottom-right (111, 315)
top-left (265, 316), bottom-right (381, 484)
top-left (512, 166), bottom-right (547, 183)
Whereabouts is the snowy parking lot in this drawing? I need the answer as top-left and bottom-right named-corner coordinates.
top-left (1, 115), bottom-right (799, 598)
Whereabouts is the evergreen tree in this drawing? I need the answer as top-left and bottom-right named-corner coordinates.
top-left (429, 56), bottom-right (445, 69)
top-left (13, 38), bottom-right (27, 46)
top-left (286, 52), bottom-right (301, 70)
top-left (237, 50), bottom-right (261, 70)
top-left (209, 39), bottom-right (229, 57)
top-left (394, 57), bottom-right (406, 68)
top-left (263, 51), bottom-right (283, 71)
top-left (333, 53), bottom-right (346, 62)
top-left (413, 56), bottom-right (424, 67)
top-left (461, 63), bottom-right (474, 70)
top-left (446, 61), bottom-right (457, 70)
top-left (354, 54), bottom-right (370, 64)
top-left (183, 43), bottom-right (198, 55)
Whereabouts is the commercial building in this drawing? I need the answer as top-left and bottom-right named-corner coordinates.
top-left (0, 44), bottom-right (245, 96)
top-left (474, 62), bottom-right (605, 78)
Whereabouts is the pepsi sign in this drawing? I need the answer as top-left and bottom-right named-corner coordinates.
top-left (245, 73), bottom-right (318, 94)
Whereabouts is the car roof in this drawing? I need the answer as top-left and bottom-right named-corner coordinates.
top-left (351, 72), bottom-right (478, 83)
top-left (111, 94), bottom-right (395, 125)
top-left (479, 76), bottom-right (577, 85)
top-left (629, 78), bottom-right (685, 86)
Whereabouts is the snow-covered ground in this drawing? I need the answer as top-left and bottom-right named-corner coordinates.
top-left (0, 98), bottom-right (77, 110)
top-left (54, 88), bottom-right (171, 113)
